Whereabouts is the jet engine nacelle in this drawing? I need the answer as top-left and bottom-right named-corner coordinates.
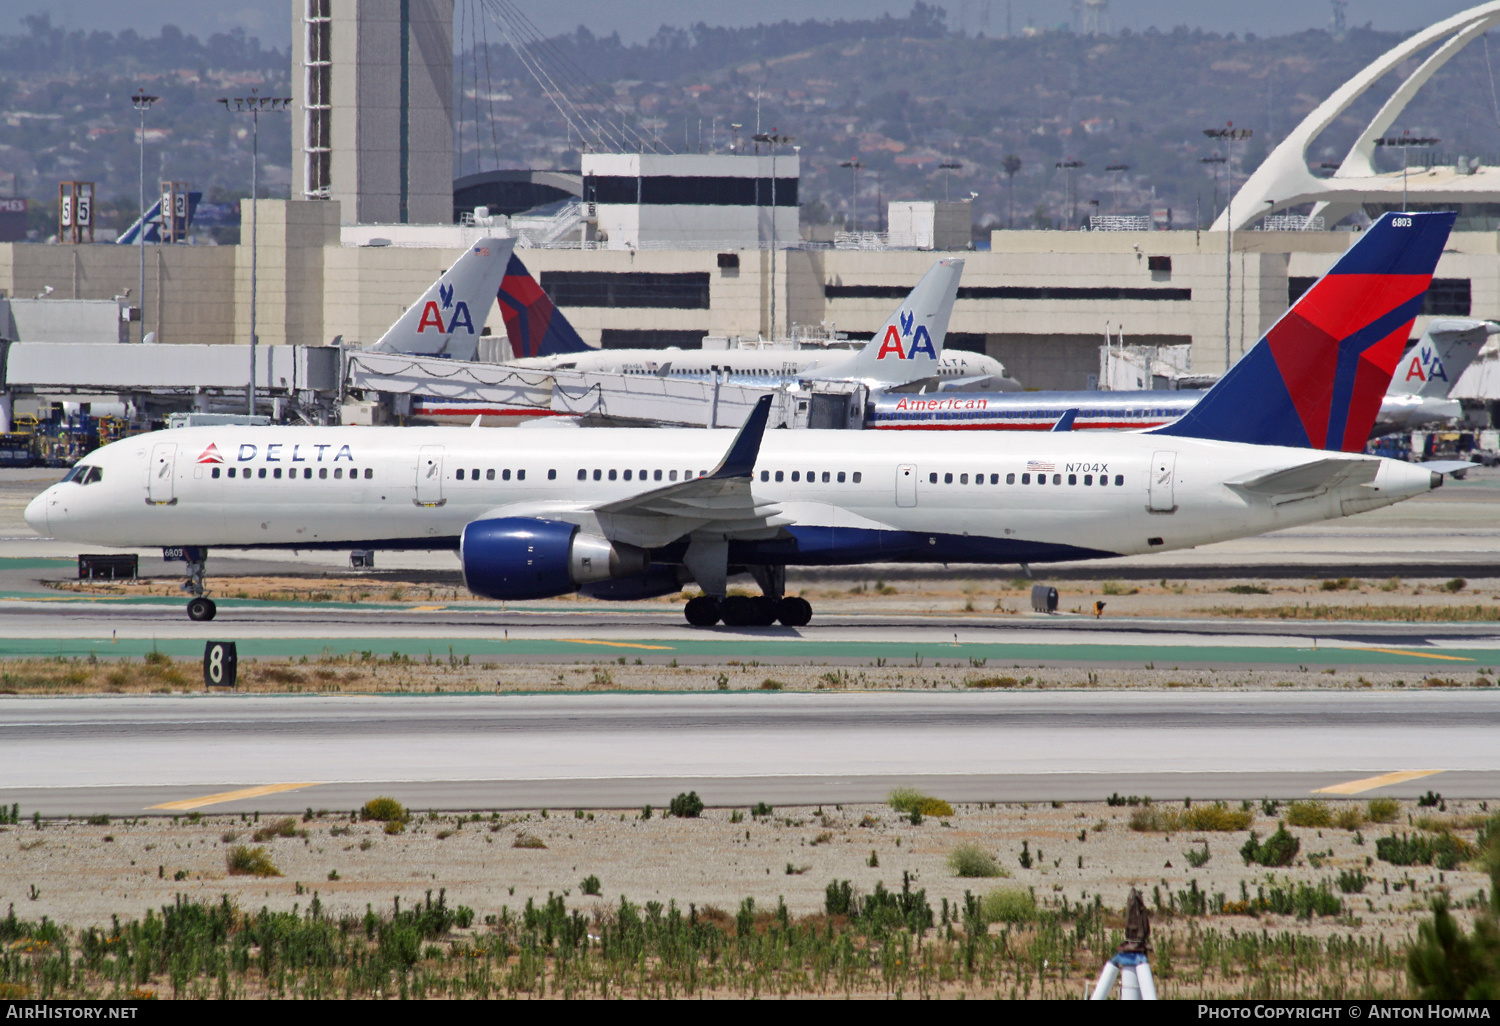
top-left (461, 517), bottom-right (649, 600)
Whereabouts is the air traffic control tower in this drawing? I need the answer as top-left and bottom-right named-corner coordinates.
top-left (291, 0), bottom-right (454, 225)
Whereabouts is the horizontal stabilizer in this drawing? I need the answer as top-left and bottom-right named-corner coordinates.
top-left (1228, 458), bottom-right (1379, 500)
top-left (1416, 460), bottom-right (1476, 476)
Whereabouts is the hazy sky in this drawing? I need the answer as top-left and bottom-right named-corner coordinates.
top-left (9, 0), bottom-right (1489, 51)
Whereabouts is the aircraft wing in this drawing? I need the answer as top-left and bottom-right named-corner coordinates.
top-left (1227, 458), bottom-right (1380, 503)
top-left (589, 394), bottom-right (779, 547)
top-left (475, 395), bottom-right (781, 549)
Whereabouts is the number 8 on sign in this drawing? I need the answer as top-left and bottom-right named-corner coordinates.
top-left (204, 641), bottom-right (237, 689)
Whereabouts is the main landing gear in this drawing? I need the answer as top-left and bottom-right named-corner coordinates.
top-left (683, 594), bottom-right (812, 628)
top-left (181, 549), bottom-right (216, 621)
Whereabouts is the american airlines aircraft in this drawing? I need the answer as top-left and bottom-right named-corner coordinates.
top-left (492, 252), bottom-right (1018, 392)
top-left (26, 212), bottom-right (1455, 628)
top-left (868, 309), bottom-right (1492, 441)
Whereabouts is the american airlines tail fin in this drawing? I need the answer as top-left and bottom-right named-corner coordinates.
top-left (1388, 318), bottom-right (1496, 398)
top-left (498, 253), bottom-right (591, 358)
top-left (1154, 211), bottom-right (1455, 451)
top-left (369, 237), bottom-right (515, 360)
top-left (812, 258), bottom-right (964, 386)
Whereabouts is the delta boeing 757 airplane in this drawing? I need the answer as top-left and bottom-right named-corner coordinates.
top-left (26, 212), bottom-right (1457, 628)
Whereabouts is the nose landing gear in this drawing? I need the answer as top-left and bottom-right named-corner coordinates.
top-left (179, 548), bottom-right (216, 621)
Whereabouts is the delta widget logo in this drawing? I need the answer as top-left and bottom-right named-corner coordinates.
top-left (196, 443), bottom-right (224, 464)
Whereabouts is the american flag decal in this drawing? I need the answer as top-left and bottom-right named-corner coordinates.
top-left (474, 247), bottom-right (490, 256)
top-left (1026, 460), bottom-right (1055, 472)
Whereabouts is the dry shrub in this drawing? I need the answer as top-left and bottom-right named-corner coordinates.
top-left (226, 845), bottom-right (280, 877)
top-left (982, 886), bottom-right (1036, 922)
top-left (251, 817), bottom-right (300, 842)
top-left (1335, 805), bottom-right (1367, 830)
top-left (361, 797), bottom-right (407, 822)
top-left (1366, 797), bottom-right (1401, 823)
top-left (1285, 800), bottom-right (1334, 828)
top-left (513, 832), bottom-right (547, 849)
top-left (887, 788), bottom-right (955, 818)
top-left (947, 844), bottom-right (1005, 878)
top-left (1130, 807), bottom-right (1181, 832)
top-left (1182, 803), bottom-right (1254, 831)
top-left (1130, 803), bottom-right (1250, 832)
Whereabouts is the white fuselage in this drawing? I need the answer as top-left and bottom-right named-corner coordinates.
top-left (505, 347), bottom-right (1017, 389)
top-left (28, 425), bottom-right (1436, 568)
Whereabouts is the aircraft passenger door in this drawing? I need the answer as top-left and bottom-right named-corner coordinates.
top-left (147, 443), bottom-right (177, 506)
top-left (1148, 450), bottom-right (1177, 512)
top-left (896, 464), bottom-right (918, 507)
top-left (415, 445), bottom-right (446, 507)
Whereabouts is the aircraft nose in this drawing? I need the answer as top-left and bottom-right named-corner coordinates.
top-left (23, 489), bottom-right (49, 535)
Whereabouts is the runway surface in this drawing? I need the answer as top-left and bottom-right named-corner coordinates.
top-left (2, 691), bottom-right (1495, 814)
top-left (0, 591), bottom-right (1497, 668)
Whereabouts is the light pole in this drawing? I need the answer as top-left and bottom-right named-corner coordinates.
top-left (1199, 153), bottom-right (1225, 224)
top-left (131, 90), bottom-right (159, 344)
top-left (840, 158), bottom-right (863, 231)
top-left (754, 130), bottom-right (793, 339)
top-left (219, 91), bottom-right (291, 417)
top-left (1002, 154), bottom-right (1022, 229)
top-left (938, 158), bottom-right (962, 202)
top-left (1105, 163), bottom-right (1130, 213)
top-left (1375, 131), bottom-right (1440, 210)
top-left (1203, 123), bottom-right (1252, 372)
top-left (1055, 159), bottom-right (1083, 228)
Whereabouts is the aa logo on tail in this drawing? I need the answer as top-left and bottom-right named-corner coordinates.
top-left (418, 279), bottom-right (475, 335)
top-left (1404, 350), bottom-right (1447, 383)
top-left (876, 309), bottom-right (937, 361)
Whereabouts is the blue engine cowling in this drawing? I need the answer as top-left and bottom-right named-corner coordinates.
top-left (579, 566), bottom-right (687, 601)
top-left (461, 517), bottom-right (649, 600)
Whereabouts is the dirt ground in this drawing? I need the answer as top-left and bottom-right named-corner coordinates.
top-left (47, 570), bottom-right (1500, 622)
top-left (1, 796), bottom-right (1490, 951)
top-left (0, 649), bottom-right (1493, 696)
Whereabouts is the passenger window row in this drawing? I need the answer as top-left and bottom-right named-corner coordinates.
top-left (576, 469), bottom-right (706, 482)
top-left (929, 471), bottom-right (1125, 487)
top-left (211, 466), bottom-right (372, 480)
top-left (759, 470), bottom-right (863, 484)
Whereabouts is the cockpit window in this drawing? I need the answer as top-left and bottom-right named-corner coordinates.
top-left (64, 465), bottom-right (103, 485)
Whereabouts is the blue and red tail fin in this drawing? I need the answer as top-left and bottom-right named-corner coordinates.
top-left (498, 254), bottom-right (591, 358)
top-left (1154, 210), bottom-right (1456, 451)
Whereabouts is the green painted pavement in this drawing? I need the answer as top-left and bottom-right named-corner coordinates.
top-left (0, 635), bottom-right (1492, 668)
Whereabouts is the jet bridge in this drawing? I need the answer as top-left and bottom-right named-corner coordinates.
top-left (342, 349), bottom-right (866, 430)
top-left (0, 340), bottom-right (341, 430)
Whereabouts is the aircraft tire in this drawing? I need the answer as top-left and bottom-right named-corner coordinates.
top-left (776, 596), bottom-right (812, 628)
top-left (683, 595), bottom-right (721, 627)
top-left (187, 597), bottom-right (217, 622)
top-left (719, 595), bottom-right (756, 626)
top-left (751, 596), bottom-right (779, 626)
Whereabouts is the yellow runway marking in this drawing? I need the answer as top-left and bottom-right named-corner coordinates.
top-left (148, 783), bottom-right (323, 811)
top-left (407, 605), bottom-right (447, 612)
top-left (1357, 647), bottom-right (1473, 662)
top-left (558, 639), bottom-right (675, 651)
top-left (1313, 770), bottom-right (1445, 795)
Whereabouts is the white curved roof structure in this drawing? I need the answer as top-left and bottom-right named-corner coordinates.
top-left (1217, 1), bottom-right (1500, 231)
